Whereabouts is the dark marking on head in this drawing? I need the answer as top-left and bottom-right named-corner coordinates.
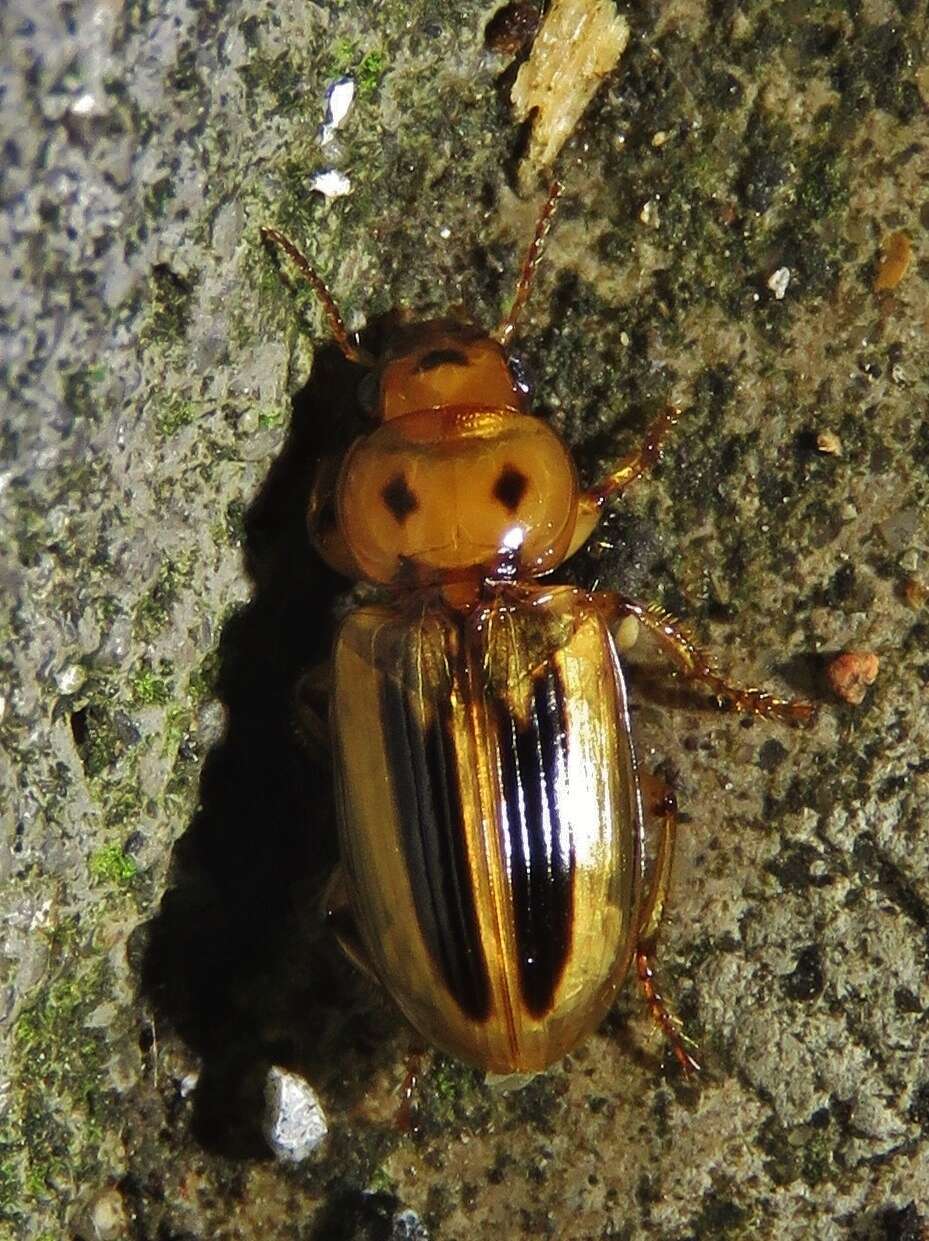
top-left (493, 464), bottom-right (529, 512)
top-left (415, 347), bottom-right (470, 373)
top-left (381, 472), bottom-right (419, 523)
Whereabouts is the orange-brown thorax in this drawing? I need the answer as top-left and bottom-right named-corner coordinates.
top-left (334, 321), bottom-right (580, 587)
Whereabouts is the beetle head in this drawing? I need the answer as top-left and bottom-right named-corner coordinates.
top-left (375, 319), bottom-right (528, 422)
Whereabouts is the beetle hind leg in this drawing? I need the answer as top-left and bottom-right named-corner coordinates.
top-left (323, 866), bottom-right (378, 983)
top-left (600, 593), bottom-right (817, 725)
top-left (635, 775), bottom-right (700, 1076)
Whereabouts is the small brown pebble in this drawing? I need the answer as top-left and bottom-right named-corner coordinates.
top-left (827, 651), bottom-right (879, 705)
top-left (485, 3), bottom-right (540, 56)
top-left (874, 231), bottom-right (912, 293)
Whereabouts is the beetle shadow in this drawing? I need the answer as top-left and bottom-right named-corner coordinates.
top-left (135, 335), bottom-right (405, 1158)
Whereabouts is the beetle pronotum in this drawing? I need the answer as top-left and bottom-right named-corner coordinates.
top-left (261, 183), bottom-right (815, 1076)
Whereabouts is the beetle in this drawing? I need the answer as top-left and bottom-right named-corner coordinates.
top-left (260, 183), bottom-right (815, 1076)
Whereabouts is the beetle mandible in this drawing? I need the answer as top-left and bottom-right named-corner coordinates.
top-left (261, 183), bottom-right (815, 1076)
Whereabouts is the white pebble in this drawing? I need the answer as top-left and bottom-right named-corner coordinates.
top-left (320, 76), bottom-right (355, 146)
top-left (310, 169), bottom-right (352, 199)
top-left (263, 1066), bottom-right (328, 1163)
top-left (57, 663), bottom-right (86, 694)
top-left (767, 266), bottom-right (791, 299)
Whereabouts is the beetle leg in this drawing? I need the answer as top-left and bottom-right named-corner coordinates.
top-left (295, 666), bottom-right (331, 761)
top-left (565, 406), bottom-right (681, 560)
top-left (635, 949), bottom-right (700, 1077)
top-left (635, 775), bottom-right (700, 1076)
top-left (600, 593), bottom-right (818, 724)
top-left (637, 772), bottom-right (677, 943)
top-left (323, 866), bottom-right (378, 982)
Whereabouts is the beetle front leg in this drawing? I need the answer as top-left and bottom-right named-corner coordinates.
top-left (566, 406), bottom-right (681, 560)
top-left (295, 664), bottom-right (332, 760)
top-left (635, 774), bottom-right (700, 1077)
top-left (600, 593), bottom-right (817, 724)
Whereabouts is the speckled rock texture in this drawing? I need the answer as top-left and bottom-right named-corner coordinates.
top-left (2, 1), bottom-right (928, 1238)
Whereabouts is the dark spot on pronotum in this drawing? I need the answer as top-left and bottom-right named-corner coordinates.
top-left (493, 464), bottom-right (529, 512)
top-left (381, 472), bottom-right (419, 523)
top-left (415, 347), bottom-right (469, 372)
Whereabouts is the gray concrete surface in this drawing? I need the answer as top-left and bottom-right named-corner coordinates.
top-left (2, 0), bottom-right (928, 1237)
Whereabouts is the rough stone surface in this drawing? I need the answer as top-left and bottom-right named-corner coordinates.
top-left (2, 0), bottom-right (928, 1238)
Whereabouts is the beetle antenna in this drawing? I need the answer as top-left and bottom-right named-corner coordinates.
top-left (494, 179), bottom-right (564, 349)
top-left (260, 227), bottom-right (375, 366)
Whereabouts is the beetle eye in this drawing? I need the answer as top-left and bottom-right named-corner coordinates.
top-left (507, 353), bottom-right (533, 400)
top-left (357, 370), bottom-right (379, 413)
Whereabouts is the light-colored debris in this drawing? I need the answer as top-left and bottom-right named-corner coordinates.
top-left (310, 169), bottom-right (352, 199)
top-left (56, 662), bottom-right (87, 694)
top-left (767, 266), bottom-right (791, 300)
top-left (639, 198), bottom-right (660, 229)
top-left (320, 76), bottom-right (355, 146)
top-left (391, 1208), bottom-right (430, 1240)
top-left (816, 430), bottom-right (842, 456)
top-left (74, 1187), bottom-right (127, 1241)
top-left (263, 1066), bottom-right (328, 1162)
top-left (178, 1070), bottom-right (199, 1098)
top-left (511, 0), bottom-right (629, 188)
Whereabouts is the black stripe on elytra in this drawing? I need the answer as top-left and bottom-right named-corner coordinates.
top-left (415, 347), bottom-right (469, 372)
top-left (379, 670), bottom-right (491, 1022)
top-left (496, 665), bottom-right (575, 1018)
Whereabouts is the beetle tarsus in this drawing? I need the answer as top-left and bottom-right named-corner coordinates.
top-left (395, 1049), bottom-right (425, 1134)
top-left (635, 947), bottom-right (700, 1077)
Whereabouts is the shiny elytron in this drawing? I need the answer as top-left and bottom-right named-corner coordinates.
top-left (262, 187), bottom-right (815, 1075)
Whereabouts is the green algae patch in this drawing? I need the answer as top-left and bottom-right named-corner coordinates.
top-left (150, 391), bottom-right (201, 439)
top-left (3, 930), bottom-right (114, 1234)
top-left (128, 659), bottom-right (174, 708)
top-left (141, 263), bottom-right (197, 351)
top-left (328, 39), bottom-right (387, 99)
top-left (134, 552), bottom-right (196, 637)
top-left (89, 844), bottom-right (139, 886)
